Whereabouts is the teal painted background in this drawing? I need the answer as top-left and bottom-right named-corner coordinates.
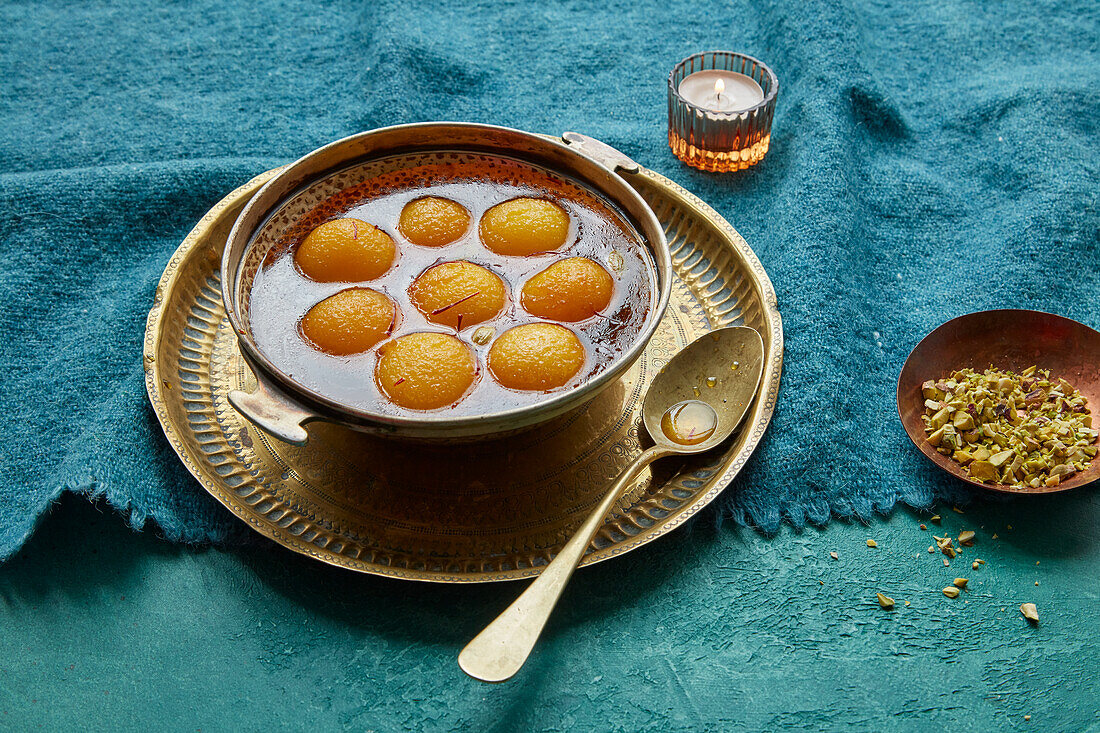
top-left (3, 494), bottom-right (1098, 729)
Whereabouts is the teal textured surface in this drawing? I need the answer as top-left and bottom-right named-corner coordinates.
top-left (3, 495), bottom-right (1099, 729)
top-left (1, 0), bottom-right (1098, 563)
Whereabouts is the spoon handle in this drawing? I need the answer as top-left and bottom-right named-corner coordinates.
top-left (458, 445), bottom-right (670, 682)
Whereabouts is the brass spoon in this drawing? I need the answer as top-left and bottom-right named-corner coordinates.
top-left (459, 326), bottom-right (765, 682)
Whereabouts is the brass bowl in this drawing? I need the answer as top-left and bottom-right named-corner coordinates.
top-left (897, 309), bottom-right (1100, 494)
top-left (221, 124), bottom-right (672, 443)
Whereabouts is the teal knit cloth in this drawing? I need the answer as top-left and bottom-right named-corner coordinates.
top-left (1, 0), bottom-right (1097, 558)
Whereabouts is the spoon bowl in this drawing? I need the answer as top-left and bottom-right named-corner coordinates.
top-left (458, 326), bottom-right (765, 682)
top-left (643, 326), bottom-right (766, 453)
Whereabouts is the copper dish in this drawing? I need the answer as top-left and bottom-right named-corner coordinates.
top-left (898, 309), bottom-right (1100, 494)
top-left (221, 124), bottom-right (671, 443)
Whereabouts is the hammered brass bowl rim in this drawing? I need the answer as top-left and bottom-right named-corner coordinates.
top-left (897, 308), bottom-right (1100, 495)
top-left (219, 123), bottom-right (673, 437)
top-left (144, 163), bottom-right (785, 582)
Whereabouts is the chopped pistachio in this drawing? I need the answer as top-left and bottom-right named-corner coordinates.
top-left (972, 561), bottom-right (980, 570)
top-left (953, 578), bottom-right (968, 588)
top-left (943, 587), bottom-right (960, 598)
top-left (928, 546), bottom-right (935, 553)
top-left (921, 366), bottom-right (1096, 487)
top-left (957, 530), bottom-right (976, 546)
top-left (919, 524), bottom-right (927, 530)
top-left (608, 251), bottom-right (625, 273)
top-left (953, 411), bottom-right (975, 430)
top-left (876, 593), bottom-right (895, 609)
top-left (930, 514), bottom-right (941, 523)
top-left (929, 407), bottom-right (951, 430)
top-left (471, 326), bottom-right (495, 345)
top-left (952, 449), bottom-right (975, 465)
top-left (866, 539), bottom-right (877, 548)
top-left (1020, 603), bottom-right (1039, 622)
top-left (830, 551), bottom-right (838, 560)
top-left (969, 460), bottom-right (998, 482)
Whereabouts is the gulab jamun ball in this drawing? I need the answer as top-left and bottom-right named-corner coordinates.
top-left (294, 218), bottom-right (396, 282)
top-left (408, 261), bottom-right (507, 330)
top-left (520, 257), bottom-right (613, 322)
top-left (479, 197), bottom-right (570, 256)
top-left (376, 333), bottom-right (477, 410)
top-left (398, 196), bottom-right (471, 247)
top-left (299, 288), bottom-right (397, 356)
top-left (488, 323), bottom-right (586, 391)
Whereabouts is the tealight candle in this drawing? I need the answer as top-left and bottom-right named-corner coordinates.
top-left (677, 71), bottom-right (764, 113)
top-left (668, 52), bottom-right (778, 172)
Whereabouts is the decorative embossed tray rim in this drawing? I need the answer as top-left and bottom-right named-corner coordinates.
top-left (144, 158), bottom-right (784, 582)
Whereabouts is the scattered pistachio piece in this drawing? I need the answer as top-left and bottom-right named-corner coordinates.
top-left (830, 551), bottom-right (838, 560)
top-left (1020, 603), bottom-right (1039, 622)
top-left (992, 533), bottom-right (999, 539)
top-left (930, 515), bottom-right (941, 523)
top-left (471, 326), bottom-right (495, 345)
top-left (972, 561), bottom-right (980, 570)
top-left (876, 593), bottom-right (895, 609)
top-left (953, 506), bottom-right (965, 514)
top-left (608, 251), bottom-right (625, 273)
top-left (958, 530), bottom-right (976, 546)
top-left (943, 587), bottom-right (960, 598)
top-left (904, 600), bottom-right (911, 606)
top-left (866, 539), bottom-right (877, 547)
top-left (953, 578), bottom-right (968, 588)
top-left (919, 523), bottom-right (927, 530)
top-left (943, 558), bottom-right (950, 567)
top-left (928, 546), bottom-right (935, 553)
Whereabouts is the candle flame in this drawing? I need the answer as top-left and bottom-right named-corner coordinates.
top-left (714, 78), bottom-right (725, 96)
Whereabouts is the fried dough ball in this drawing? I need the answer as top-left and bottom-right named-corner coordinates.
top-left (398, 196), bottom-right (471, 247)
top-left (520, 257), bottom-right (614, 322)
top-left (295, 218), bottom-right (396, 282)
top-left (488, 323), bottom-right (585, 391)
top-left (479, 198), bottom-right (570, 256)
top-left (375, 332), bottom-right (477, 410)
top-left (299, 288), bottom-right (397, 356)
top-left (408, 261), bottom-right (506, 330)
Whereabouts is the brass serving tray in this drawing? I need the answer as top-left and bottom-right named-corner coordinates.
top-left (143, 162), bottom-right (783, 583)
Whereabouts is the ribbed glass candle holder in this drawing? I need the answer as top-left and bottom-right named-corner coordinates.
top-left (668, 52), bottom-right (778, 172)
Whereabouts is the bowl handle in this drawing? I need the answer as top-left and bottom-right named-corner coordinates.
top-left (228, 374), bottom-right (315, 446)
top-left (561, 132), bottom-right (640, 175)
